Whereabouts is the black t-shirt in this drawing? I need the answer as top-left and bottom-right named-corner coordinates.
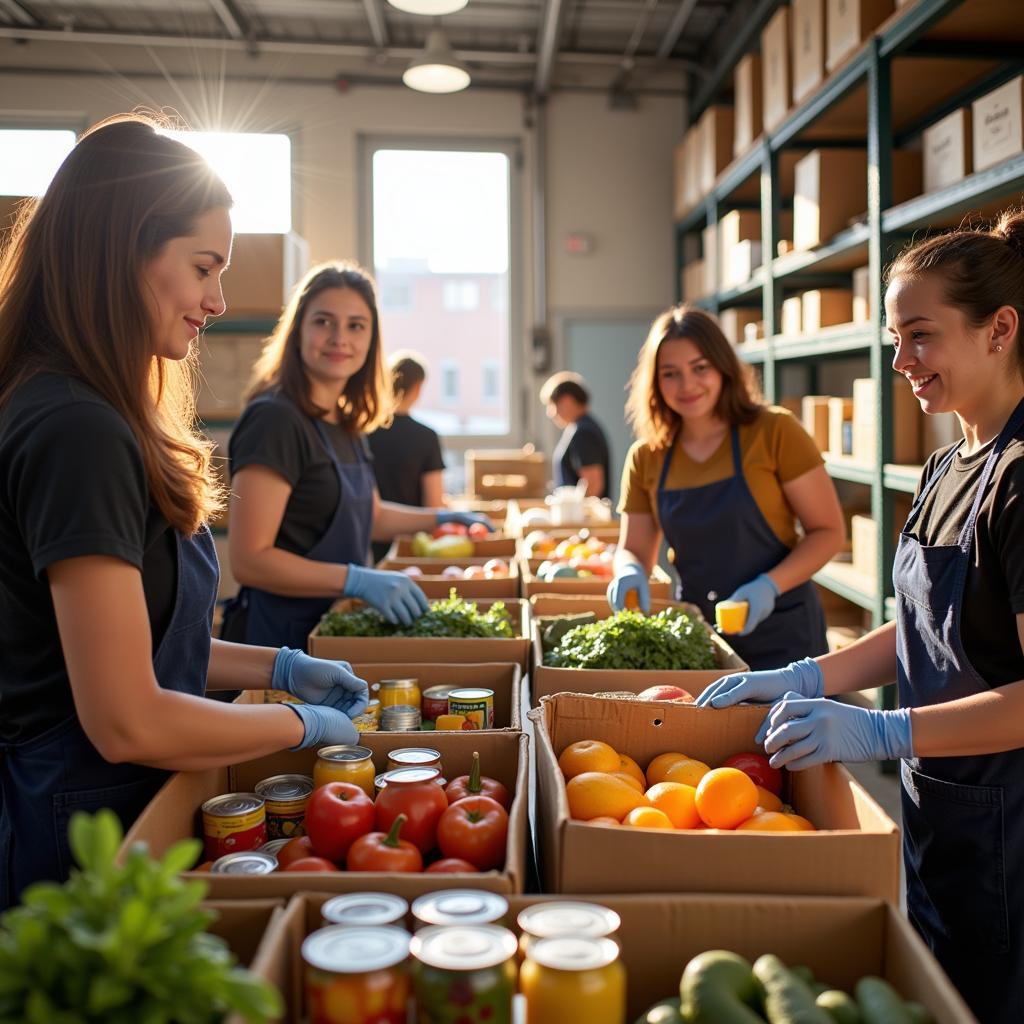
top-left (0, 374), bottom-right (177, 742)
top-left (229, 392), bottom-right (370, 556)
top-left (906, 422), bottom-right (1024, 687)
top-left (553, 412), bottom-right (611, 498)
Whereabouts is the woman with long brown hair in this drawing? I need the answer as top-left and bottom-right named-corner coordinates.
top-left (608, 306), bottom-right (843, 669)
top-left (0, 115), bottom-right (368, 905)
top-left (225, 263), bottom-right (491, 649)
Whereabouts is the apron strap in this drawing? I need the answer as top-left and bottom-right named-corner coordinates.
top-left (656, 431), bottom-right (680, 492)
top-left (903, 443), bottom-right (962, 534)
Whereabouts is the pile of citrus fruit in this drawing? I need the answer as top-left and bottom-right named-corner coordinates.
top-left (557, 740), bottom-right (816, 833)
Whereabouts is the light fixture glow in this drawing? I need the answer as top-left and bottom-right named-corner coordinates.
top-left (402, 28), bottom-right (471, 93)
top-left (387, 0), bottom-right (467, 16)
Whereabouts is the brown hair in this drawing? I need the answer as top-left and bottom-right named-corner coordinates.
top-left (626, 305), bottom-right (763, 448)
top-left (247, 261), bottom-right (390, 431)
top-left (886, 210), bottom-right (1024, 377)
top-left (0, 113), bottom-right (232, 535)
top-left (389, 350), bottom-right (427, 401)
top-left (540, 371), bottom-right (589, 407)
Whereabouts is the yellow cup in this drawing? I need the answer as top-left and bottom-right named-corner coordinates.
top-left (715, 600), bottom-right (749, 634)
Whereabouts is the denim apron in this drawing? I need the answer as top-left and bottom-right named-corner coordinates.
top-left (244, 416), bottom-right (374, 651)
top-left (0, 525), bottom-right (218, 908)
top-left (895, 398), bottom-right (1024, 1023)
top-left (657, 425), bottom-right (827, 670)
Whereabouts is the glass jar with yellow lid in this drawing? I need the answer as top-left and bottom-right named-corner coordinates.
top-left (375, 678), bottom-right (421, 710)
top-left (313, 745), bottom-right (375, 798)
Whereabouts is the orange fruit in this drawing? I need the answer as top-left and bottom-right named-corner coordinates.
top-left (785, 813), bottom-right (817, 832)
top-left (645, 782), bottom-right (701, 829)
top-left (617, 754), bottom-right (647, 788)
top-left (755, 786), bottom-right (783, 813)
top-left (663, 758), bottom-right (712, 789)
top-left (559, 740), bottom-right (619, 780)
top-left (645, 752), bottom-right (690, 786)
top-left (622, 806), bottom-right (674, 830)
top-left (695, 767), bottom-right (759, 829)
top-left (609, 771), bottom-right (644, 792)
top-left (566, 772), bottom-right (651, 821)
top-left (736, 811), bottom-right (802, 832)
top-left (585, 816), bottom-right (621, 827)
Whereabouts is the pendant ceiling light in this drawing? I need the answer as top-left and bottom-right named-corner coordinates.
top-left (402, 28), bottom-right (471, 93)
top-left (387, 0), bottom-right (467, 16)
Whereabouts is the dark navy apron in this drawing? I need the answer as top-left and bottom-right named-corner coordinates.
top-left (243, 415), bottom-right (374, 651)
top-left (0, 525), bottom-right (218, 908)
top-left (657, 424), bottom-right (827, 671)
top-left (895, 398), bottom-right (1024, 1024)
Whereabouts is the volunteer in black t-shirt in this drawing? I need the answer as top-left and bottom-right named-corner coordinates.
top-left (226, 262), bottom-right (491, 650)
top-left (696, 212), bottom-right (1024, 1023)
top-left (539, 371), bottom-right (611, 498)
top-left (368, 351), bottom-right (445, 562)
top-left (0, 116), bottom-right (368, 905)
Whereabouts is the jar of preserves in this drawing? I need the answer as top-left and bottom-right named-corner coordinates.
top-left (520, 936), bottom-right (625, 1024)
top-left (516, 901), bottom-right (620, 958)
top-left (411, 890), bottom-right (508, 930)
top-left (376, 678), bottom-right (421, 710)
top-left (314, 745), bottom-right (375, 798)
top-left (387, 747), bottom-right (442, 774)
top-left (352, 698), bottom-right (381, 733)
top-left (421, 685), bottom-right (459, 723)
top-left (321, 893), bottom-right (409, 929)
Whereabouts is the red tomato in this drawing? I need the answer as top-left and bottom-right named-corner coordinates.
top-left (445, 750), bottom-right (511, 810)
top-left (347, 814), bottom-right (423, 873)
top-left (375, 772), bottom-right (449, 854)
top-left (426, 858), bottom-right (478, 874)
top-left (305, 782), bottom-right (375, 862)
top-left (722, 752), bottom-right (783, 796)
top-left (468, 522), bottom-right (490, 540)
top-left (437, 796), bottom-right (509, 871)
top-left (433, 523), bottom-right (469, 539)
top-left (285, 857), bottom-right (340, 872)
top-left (276, 835), bottom-right (316, 869)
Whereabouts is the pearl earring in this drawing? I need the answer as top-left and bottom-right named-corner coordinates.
top-left (995, 344), bottom-right (1004, 353)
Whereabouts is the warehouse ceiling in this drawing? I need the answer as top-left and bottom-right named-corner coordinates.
top-left (0, 0), bottom-right (751, 97)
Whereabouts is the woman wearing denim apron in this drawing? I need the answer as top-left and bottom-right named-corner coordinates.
top-left (0, 117), bottom-right (369, 908)
top-left (698, 213), bottom-right (1024, 1022)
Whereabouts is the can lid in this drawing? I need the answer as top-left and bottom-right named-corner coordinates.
top-left (375, 771), bottom-right (447, 791)
top-left (379, 678), bottom-right (419, 688)
top-left (422, 685), bottom-right (459, 696)
top-left (517, 902), bottom-right (620, 940)
top-left (412, 890), bottom-right (508, 926)
top-left (447, 688), bottom-right (495, 700)
top-left (528, 936), bottom-right (620, 972)
top-left (388, 747), bottom-right (442, 765)
top-left (410, 924), bottom-right (517, 970)
top-left (321, 893), bottom-right (409, 927)
top-left (255, 774), bottom-right (314, 801)
top-left (303, 925), bottom-right (410, 972)
top-left (210, 851), bottom-right (277, 875)
top-left (380, 767), bottom-right (440, 786)
top-left (202, 792), bottom-right (264, 817)
top-left (317, 744), bottom-right (372, 763)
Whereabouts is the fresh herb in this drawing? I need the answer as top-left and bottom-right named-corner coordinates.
top-left (319, 591), bottom-right (515, 639)
top-left (544, 608), bottom-right (716, 671)
top-left (0, 810), bottom-right (282, 1024)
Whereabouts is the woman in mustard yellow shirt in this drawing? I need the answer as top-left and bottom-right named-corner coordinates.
top-left (608, 306), bottom-right (845, 670)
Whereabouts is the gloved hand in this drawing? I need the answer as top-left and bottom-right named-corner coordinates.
top-left (757, 693), bottom-right (913, 771)
top-left (695, 657), bottom-right (824, 708)
top-left (285, 702), bottom-right (359, 750)
top-left (272, 647), bottom-right (369, 717)
top-left (607, 563), bottom-right (651, 613)
top-left (343, 564), bottom-right (430, 626)
top-left (437, 509), bottom-right (496, 532)
top-left (722, 573), bottom-right (780, 636)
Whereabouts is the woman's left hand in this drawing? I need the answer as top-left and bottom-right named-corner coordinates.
top-left (271, 648), bottom-right (369, 718)
top-left (723, 573), bottom-right (779, 635)
top-left (437, 510), bottom-right (496, 532)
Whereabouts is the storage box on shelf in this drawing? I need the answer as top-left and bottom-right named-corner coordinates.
top-left (762, 5), bottom-right (792, 133)
top-left (378, 559), bottom-right (520, 600)
top-left (465, 448), bottom-right (546, 501)
top-left (701, 222), bottom-right (718, 296)
top-left (672, 138), bottom-right (689, 220)
top-left (791, 0), bottom-right (825, 105)
top-left (923, 108), bottom-right (973, 193)
top-left (852, 265), bottom-right (871, 323)
top-left (802, 288), bottom-right (855, 332)
top-left (681, 258), bottom-right (707, 301)
top-left (196, 332), bottom-right (265, 421)
top-left (827, 0), bottom-right (894, 72)
top-left (697, 105), bottom-right (735, 196)
top-left (972, 74), bottom-right (1024, 174)
top-left (718, 209), bottom-right (762, 289)
top-left (781, 294), bottom-right (804, 337)
top-left (852, 376), bottom-right (922, 465)
top-left (734, 53), bottom-right (762, 157)
top-left (802, 396), bottom-right (830, 451)
top-left (226, 232), bottom-right (310, 318)
top-left (851, 493), bottom-right (914, 580)
top-left (828, 397), bottom-right (855, 458)
top-left (520, 561), bottom-right (672, 601)
top-left (719, 307), bottom-right (762, 346)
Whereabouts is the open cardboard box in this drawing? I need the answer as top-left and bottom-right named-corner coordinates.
top-left (386, 535), bottom-right (518, 559)
top-left (503, 496), bottom-right (614, 538)
top-left (532, 694), bottom-right (900, 901)
top-left (307, 598), bottom-right (531, 670)
top-left (251, 891), bottom-right (974, 1024)
top-left (529, 595), bottom-right (746, 704)
top-left (120, 730), bottom-right (529, 899)
top-left (377, 558), bottom-right (521, 600)
top-left (521, 559), bottom-right (673, 599)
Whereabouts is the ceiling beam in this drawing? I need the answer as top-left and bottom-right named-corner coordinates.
top-left (207, 0), bottom-right (247, 41)
top-left (361, 0), bottom-right (389, 50)
top-left (656, 0), bottom-right (700, 60)
top-left (0, 0), bottom-right (39, 27)
top-left (533, 0), bottom-right (569, 98)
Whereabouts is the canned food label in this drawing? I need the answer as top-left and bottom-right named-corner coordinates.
top-left (447, 691), bottom-right (494, 730)
top-left (203, 808), bottom-right (267, 861)
top-left (204, 806), bottom-right (263, 838)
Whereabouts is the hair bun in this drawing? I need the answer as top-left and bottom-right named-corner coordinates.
top-left (992, 209), bottom-right (1024, 259)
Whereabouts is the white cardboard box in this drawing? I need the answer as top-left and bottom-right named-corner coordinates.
top-left (762, 6), bottom-right (792, 132)
top-left (924, 107), bottom-right (973, 192)
top-left (791, 0), bottom-right (825, 104)
top-left (734, 53), bottom-right (763, 156)
top-left (972, 75), bottom-right (1024, 173)
top-left (826, 0), bottom-right (893, 72)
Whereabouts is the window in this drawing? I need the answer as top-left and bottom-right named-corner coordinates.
top-left (482, 361), bottom-right (500, 404)
top-left (442, 279), bottom-right (479, 311)
top-left (380, 280), bottom-right (414, 312)
top-left (0, 129), bottom-right (75, 196)
top-left (441, 361), bottom-right (460, 403)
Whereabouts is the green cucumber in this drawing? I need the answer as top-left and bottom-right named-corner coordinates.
top-left (753, 955), bottom-right (833, 1024)
top-left (904, 1002), bottom-right (934, 1024)
top-left (855, 978), bottom-right (913, 1024)
top-left (816, 989), bottom-right (863, 1024)
top-left (635, 997), bottom-right (684, 1024)
top-left (679, 951), bottom-right (763, 1024)
top-left (791, 967), bottom-right (816, 986)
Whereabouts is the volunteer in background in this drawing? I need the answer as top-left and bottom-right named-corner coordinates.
top-left (227, 262), bottom-right (491, 649)
top-left (608, 307), bottom-right (843, 670)
top-left (697, 214), bottom-right (1024, 1023)
top-left (540, 371), bottom-right (611, 498)
top-left (368, 350), bottom-right (445, 563)
top-left (0, 115), bottom-right (368, 905)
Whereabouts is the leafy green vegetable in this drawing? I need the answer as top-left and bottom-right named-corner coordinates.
top-left (544, 608), bottom-right (716, 671)
top-left (319, 591), bottom-right (515, 639)
top-left (0, 810), bottom-right (282, 1024)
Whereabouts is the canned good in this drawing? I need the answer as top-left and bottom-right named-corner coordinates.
top-left (387, 747), bottom-right (442, 773)
top-left (210, 850), bottom-right (278, 875)
top-left (264, 688), bottom-right (302, 704)
top-left (303, 925), bottom-right (411, 1024)
top-left (352, 698), bottom-right (381, 733)
top-left (422, 685), bottom-right (459, 723)
top-left (201, 793), bottom-right (266, 860)
top-left (259, 837), bottom-right (292, 858)
top-left (321, 893), bottom-right (409, 929)
top-left (314, 745), bottom-right (375, 798)
top-left (516, 902), bottom-right (621, 957)
top-left (376, 678), bottom-right (421, 710)
top-left (447, 687), bottom-right (495, 730)
top-left (412, 890), bottom-right (509, 929)
top-left (410, 925), bottom-right (518, 1024)
top-left (374, 768), bottom-right (447, 797)
top-left (255, 773), bottom-right (314, 840)
top-left (380, 704), bottom-right (422, 732)
top-left (520, 936), bottom-right (625, 1024)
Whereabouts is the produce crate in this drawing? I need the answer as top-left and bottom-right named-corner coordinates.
top-left (377, 559), bottom-right (521, 600)
top-left (532, 694), bottom-right (900, 901)
top-left (120, 730), bottom-right (529, 900)
top-left (307, 598), bottom-right (531, 671)
top-left (386, 535), bottom-right (518, 560)
top-left (465, 448), bottom-right (546, 500)
top-left (503, 496), bottom-right (615, 538)
top-left (443, 496), bottom-right (509, 526)
top-left (520, 560), bottom-right (673, 600)
top-left (515, 525), bottom-right (621, 561)
top-left (529, 596), bottom-right (747, 705)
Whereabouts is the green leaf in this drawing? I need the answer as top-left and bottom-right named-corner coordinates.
top-left (159, 839), bottom-right (202, 878)
top-left (68, 810), bottom-right (122, 874)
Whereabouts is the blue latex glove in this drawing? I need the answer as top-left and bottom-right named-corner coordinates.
top-left (343, 564), bottom-right (430, 626)
top-left (722, 573), bottom-right (780, 636)
top-left (285, 703), bottom-right (359, 750)
top-left (272, 647), bottom-right (369, 718)
top-left (607, 563), bottom-right (651, 613)
top-left (437, 509), bottom-right (496, 532)
top-left (757, 692), bottom-right (914, 771)
top-left (695, 657), bottom-right (824, 708)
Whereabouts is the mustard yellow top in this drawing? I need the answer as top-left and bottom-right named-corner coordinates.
top-left (617, 406), bottom-right (823, 549)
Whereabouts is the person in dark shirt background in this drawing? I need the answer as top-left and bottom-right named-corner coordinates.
top-left (368, 351), bottom-right (446, 562)
top-left (540, 371), bottom-right (611, 498)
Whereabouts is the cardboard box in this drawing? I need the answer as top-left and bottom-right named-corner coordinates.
top-left (791, 0), bottom-right (825, 104)
top-left (196, 332), bottom-right (265, 421)
top-left (387, 535), bottom-right (517, 560)
top-left (521, 561), bottom-right (672, 601)
top-left (726, 239), bottom-right (763, 288)
top-left (827, 0), bottom-right (893, 71)
top-left (120, 729), bottom-right (529, 899)
top-left (718, 307), bottom-right (762, 346)
top-left (465, 448), bottom-right (546, 501)
top-left (685, 125), bottom-right (703, 208)
top-left (802, 288), bottom-right (854, 332)
top-left (923, 108), bottom-right (973, 193)
top-left (529, 595), bottom-right (746, 705)
top-left (307, 597), bottom-right (531, 670)
top-left (852, 376), bottom-right (922, 464)
top-left (762, 6), bottom-right (792, 132)
top-left (734, 54), bottom-right (763, 156)
top-left (794, 149), bottom-right (868, 250)
top-left (802, 395), bottom-right (831, 450)
top-left (673, 137), bottom-right (689, 219)
top-left (851, 513), bottom-right (877, 578)
top-left (503, 496), bottom-right (614, 538)
top-left (698, 105), bottom-right (735, 194)
top-left (226, 232), bottom-right (310, 318)
top-left (828, 396), bottom-right (855, 457)
top-left (378, 559), bottom-right (520, 599)
top-left (972, 74), bottom-right (1024, 173)
top-left (701, 222), bottom-right (718, 296)
top-left (852, 264), bottom-right (871, 323)
top-left (533, 694), bottom-right (900, 899)
top-left (682, 258), bottom-right (706, 300)
top-left (782, 294), bottom-right (804, 337)
top-left (922, 410), bottom-right (961, 457)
